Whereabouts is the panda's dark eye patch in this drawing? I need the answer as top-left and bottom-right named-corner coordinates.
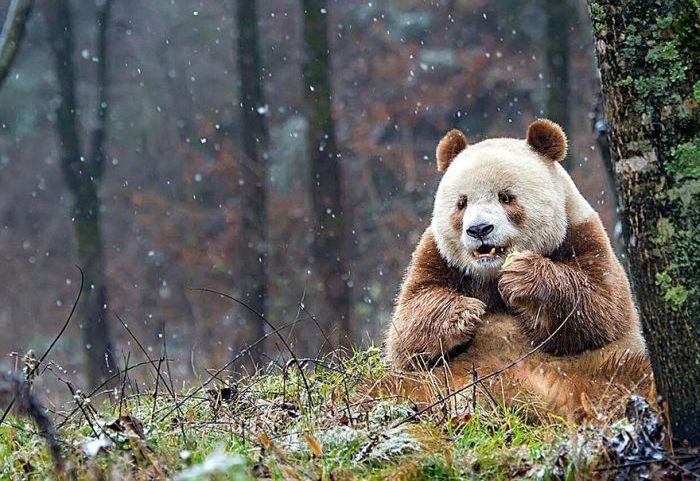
top-left (456, 195), bottom-right (468, 210)
top-left (498, 191), bottom-right (514, 204)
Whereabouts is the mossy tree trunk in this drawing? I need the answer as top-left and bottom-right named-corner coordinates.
top-left (302, 1), bottom-right (351, 346)
top-left (588, 0), bottom-right (699, 446)
top-left (235, 0), bottom-right (268, 355)
top-left (47, 0), bottom-right (117, 389)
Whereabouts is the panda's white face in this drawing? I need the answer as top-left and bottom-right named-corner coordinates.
top-left (431, 138), bottom-right (568, 279)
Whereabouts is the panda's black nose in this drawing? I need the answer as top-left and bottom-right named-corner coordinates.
top-left (466, 223), bottom-right (494, 239)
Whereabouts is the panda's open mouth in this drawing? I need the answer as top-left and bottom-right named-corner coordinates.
top-left (472, 244), bottom-right (507, 259)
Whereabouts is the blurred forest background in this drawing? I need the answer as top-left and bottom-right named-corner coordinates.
top-left (0, 0), bottom-right (617, 393)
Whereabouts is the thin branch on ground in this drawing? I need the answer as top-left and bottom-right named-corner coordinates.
top-left (0, 266), bottom-right (83, 426)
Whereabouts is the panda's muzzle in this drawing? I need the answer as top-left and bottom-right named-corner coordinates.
top-left (466, 222), bottom-right (494, 239)
top-left (473, 243), bottom-right (506, 259)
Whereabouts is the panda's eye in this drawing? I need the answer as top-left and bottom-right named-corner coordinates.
top-left (499, 191), bottom-right (514, 204)
top-left (456, 195), bottom-right (468, 210)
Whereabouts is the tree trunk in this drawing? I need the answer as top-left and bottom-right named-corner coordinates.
top-left (545, 0), bottom-right (571, 168)
top-left (235, 0), bottom-right (268, 354)
top-left (91, 0), bottom-right (112, 170)
top-left (47, 0), bottom-right (117, 389)
top-left (0, 0), bottom-right (33, 87)
top-left (74, 188), bottom-right (114, 387)
top-left (302, 1), bottom-right (351, 346)
top-left (591, 91), bottom-right (625, 256)
top-left (588, 0), bottom-right (700, 446)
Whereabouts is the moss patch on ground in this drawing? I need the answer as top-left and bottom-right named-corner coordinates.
top-left (0, 348), bottom-right (692, 480)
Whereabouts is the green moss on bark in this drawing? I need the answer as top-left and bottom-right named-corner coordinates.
top-left (588, 0), bottom-right (700, 445)
top-left (669, 139), bottom-right (700, 178)
top-left (656, 271), bottom-right (691, 307)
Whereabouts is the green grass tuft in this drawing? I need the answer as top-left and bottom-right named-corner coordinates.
top-left (0, 347), bottom-right (658, 480)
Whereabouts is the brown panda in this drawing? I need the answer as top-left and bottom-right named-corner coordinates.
top-left (383, 119), bottom-right (650, 418)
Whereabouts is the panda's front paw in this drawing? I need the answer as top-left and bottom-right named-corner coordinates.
top-left (498, 251), bottom-right (553, 306)
top-left (437, 297), bottom-right (486, 347)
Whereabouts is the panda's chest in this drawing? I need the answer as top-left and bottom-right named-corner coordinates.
top-left (449, 274), bottom-right (507, 313)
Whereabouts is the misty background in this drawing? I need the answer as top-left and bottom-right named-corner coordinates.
top-left (0, 0), bottom-right (616, 396)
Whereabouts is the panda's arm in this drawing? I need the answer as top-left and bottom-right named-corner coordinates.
top-left (498, 217), bottom-right (637, 355)
top-left (385, 230), bottom-right (486, 369)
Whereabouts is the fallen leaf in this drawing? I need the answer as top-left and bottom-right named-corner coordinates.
top-left (450, 410), bottom-right (473, 427)
top-left (206, 385), bottom-right (238, 407)
top-left (304, 434), bottom-right (322, 458)
top-left (259, 434), bottom-right (273, 448)
top-left (106, 414), bottom-right (146, 439)
top-left (444, 448), bottom-right (452, 469)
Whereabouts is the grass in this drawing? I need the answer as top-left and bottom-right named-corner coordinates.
top-left (0, 347), bottom-right (689, 480)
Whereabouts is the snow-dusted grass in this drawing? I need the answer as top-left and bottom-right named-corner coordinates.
top-left (0, 348), bottom-right (667, 480)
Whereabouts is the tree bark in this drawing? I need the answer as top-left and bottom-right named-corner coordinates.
top-left (235, 0), bottom-right (268, 353)
top-left (588, 0), bottom-right (700, 446)
top-left (591, 91), bottom-right (625, 256)
top-left (47, 0), bottom-right (117, 389)
top-left (302, 1), bottom-right (351, 346)
top-left (0, 0), bottom-right (33, 87)
top-left (545, 0), bottom-right (571, 169)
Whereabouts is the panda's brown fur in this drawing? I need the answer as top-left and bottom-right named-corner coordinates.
top-left (384, 119), bottom-right (650, 419)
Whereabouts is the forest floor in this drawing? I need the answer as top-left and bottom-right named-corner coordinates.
top-left (1, 347), bottom-right (697, 480)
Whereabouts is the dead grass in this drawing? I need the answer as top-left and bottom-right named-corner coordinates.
top-left (0, 280), bottom-right (696, 479)
top-left (2, 346), bottom-right (696, 480)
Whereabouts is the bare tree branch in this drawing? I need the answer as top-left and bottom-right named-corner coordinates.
top-left (0, 0), bottom-right (33, 88)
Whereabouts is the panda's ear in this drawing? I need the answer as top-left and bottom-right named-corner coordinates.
top-left (436, 129), bottom-right (468, 172)
top-left (526, 119), bottom-right (568, 163)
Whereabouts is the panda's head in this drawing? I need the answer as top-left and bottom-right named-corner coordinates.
top-left (431, 119), bottom-right (570, 279)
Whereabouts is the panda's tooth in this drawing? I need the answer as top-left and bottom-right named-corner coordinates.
top-left (489, 247), bottom-right (496, 256)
